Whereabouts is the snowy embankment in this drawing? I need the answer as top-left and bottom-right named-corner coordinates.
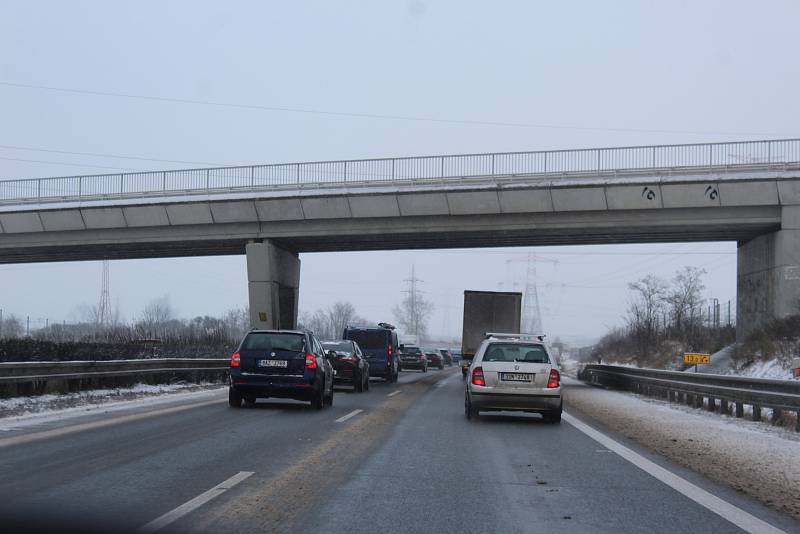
top-left (565, 377), bottom-right (800, 520)
top-left (0, 381), bottom-right (226, 419)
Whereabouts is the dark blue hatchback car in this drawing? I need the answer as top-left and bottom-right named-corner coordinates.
top-left (342, 323), bottom-right (399, 383)
top-left (229, 329), bottom-right (334, 409)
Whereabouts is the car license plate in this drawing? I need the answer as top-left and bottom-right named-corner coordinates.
top-left (500, 372), bottom-right (533, 382)
top-left (258, 359), bottom-right (287, 368)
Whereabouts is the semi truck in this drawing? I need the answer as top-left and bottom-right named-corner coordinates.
top-left (460, 290), bottom-right (522, 377)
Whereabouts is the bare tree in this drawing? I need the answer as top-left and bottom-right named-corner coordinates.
top-left (393, 291), bottom-right (434, 341)
top-left (666, 266), bottom-right (706, 341)
top-left (136, 296), bottom-right (175, 337)
top-left (0, 314), bottom-right (23, 338)
top-left (298, 302), bottom-right (368, 340)
top-left (626, 274), bottom-right (668, 365)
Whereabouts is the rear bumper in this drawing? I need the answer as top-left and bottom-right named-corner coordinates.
top-left (469, 390), bottom-right (561, 412)
top-left (401, 361), bottom-right (425, 369)
top-left (230, 373), bottom-right (319, 400)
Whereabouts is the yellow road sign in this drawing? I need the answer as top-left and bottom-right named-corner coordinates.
top-left (684, 353), bottom-right (710, 365)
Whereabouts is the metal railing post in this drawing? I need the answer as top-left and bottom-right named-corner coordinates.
top-left (162, 171), bottom-right (166, 192)
top-left (491, 153), bottom-right (495, 176)
top-left (343, 161), bottom-right (347, 183)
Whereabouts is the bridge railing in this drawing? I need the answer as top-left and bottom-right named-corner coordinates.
top-left (1, 138), bottom-right (799, 205)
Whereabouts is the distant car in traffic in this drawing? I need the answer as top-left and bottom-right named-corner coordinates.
top-left (399, 344), bottom-right (428, 372)
top-left (465, 333), bottom-right (561, 423)
top-left (229, 329), bottom-right (334, 410)
top-left (343, 323), bottom-right (400, 382)
top-left (438, 348), bottom-right (454, 366)
top-left (322, 340), bottom-right (370, 392)
top-left (451, 350), bottom-right (462, 363)
top-left (424, 349), bottom-right (445, 370)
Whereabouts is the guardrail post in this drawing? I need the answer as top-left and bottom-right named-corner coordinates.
top-left (771, 408), bottom-right (782, 424)
top-left (735, 402), bottom-right (744, 418)
top-left (796, 411), bottom-right (800, 432)
top-left (719, 399), bottom-right (728, 415)
top-left (752, 404), bottom-right (762, 422)
top-left (694, 395), bottom-right (703, 409)
top-left (707, 397), bottom-right (716, 412)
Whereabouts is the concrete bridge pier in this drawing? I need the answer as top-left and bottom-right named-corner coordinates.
top-left (246, 241), bottom-right (300, 330)
top-left (737, 206), bottom-right (800, 339)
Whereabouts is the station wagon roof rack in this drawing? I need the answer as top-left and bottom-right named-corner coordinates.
top-left (485, 332), bottom-right (546, 342)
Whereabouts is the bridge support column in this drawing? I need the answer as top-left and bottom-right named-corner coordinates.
top-left (246, 241), bottom-right (300, 330)
top-left (737, 206), bottom-right (800, 340)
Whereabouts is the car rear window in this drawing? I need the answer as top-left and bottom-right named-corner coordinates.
top-left (346, 330), bottom-right (388, 350)
top-left (323, 341), bottom-right (352, 352)
top-left (402, 346), bottom-right (422, 355)
top-left (242, 333), bottom-right (306, 352)
top-left (483, 343), bottom-right (549, 363)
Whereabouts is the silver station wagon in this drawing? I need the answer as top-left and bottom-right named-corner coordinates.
top-left (464, 333), bottom-right (562, 423)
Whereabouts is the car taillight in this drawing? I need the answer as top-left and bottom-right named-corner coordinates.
top-left (230, 352), bottom-right (241, 367)
top-left (547, 369), bottom-right (560, 388)
top-left (388, 345), bottom-right (393, 357)
top-left (471, 367), bottom-right (485, 387)
top-left (305, 353), bottom-right (317, 369)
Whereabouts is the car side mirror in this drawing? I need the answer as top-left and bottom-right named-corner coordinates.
top-left (326, 351), bottom-right (337, 359)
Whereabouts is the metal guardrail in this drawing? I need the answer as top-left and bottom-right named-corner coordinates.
top-left (1, 138), bottom-right (799, 205)
top-left (579, 364), bottom-right (800, 431)
top-left (0, 358), bottom-right (229, 385)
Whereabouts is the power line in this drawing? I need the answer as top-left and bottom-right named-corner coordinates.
top-left (0, 143), bottom-right (225, 166)
top-left (0, 155), bottom-right (144, 172)
top-left (0, 80), bottom-right (783, 136)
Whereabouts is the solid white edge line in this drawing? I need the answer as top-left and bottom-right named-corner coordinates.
top-left (335, 409), bottom-right (363, 423)
top-left (562, 412), bottom-right (786, 534)
top-left (139, 471), bottom-right (254, 533)
top-left (387, 390), bottom-right (401, 397)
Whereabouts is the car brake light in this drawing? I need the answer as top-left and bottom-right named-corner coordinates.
top-left (472, 367), bottom-right (485, 387)
top-left (547, 369), bottom-right (560, 388)
top-left (388, 345), bottom-right (393, 357)
top-left (230, 352), bottom-right (241, 367)
top-left (305, 353), bottom-right (317, 369)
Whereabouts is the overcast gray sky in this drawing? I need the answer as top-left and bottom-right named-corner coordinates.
top-left (1, 1), bottom-right (797, 345)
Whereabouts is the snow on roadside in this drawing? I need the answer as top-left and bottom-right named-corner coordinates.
top-left (729, 359), bottom-right (795, 380)
top-left (0, 381), bottom-right (226, 420)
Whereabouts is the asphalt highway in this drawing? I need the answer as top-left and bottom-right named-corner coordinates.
top-left (0, 368), bottom-right (796, 534)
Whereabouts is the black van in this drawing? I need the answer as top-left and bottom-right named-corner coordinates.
top-left (342, 323), bottom-right (399, 382)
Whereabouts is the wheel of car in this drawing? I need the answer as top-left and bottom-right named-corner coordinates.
top-left (465, 395), bottom-right (478, 420)
top-left (542, 410), bottom-right (561, 423)
top-left (228, 388), bottom-right (243, 408)
top-left (422, 365), bottom-right (427, 373)
top-left (354, 371), bottom-right (364, 393)
top-left (324, 385), bottom-right (334, 407)
top-left (311, 386), bottom-right (324, 410)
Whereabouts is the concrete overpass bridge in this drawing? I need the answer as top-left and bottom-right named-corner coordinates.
top-left (1, 138), bottom-right (799, 337)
